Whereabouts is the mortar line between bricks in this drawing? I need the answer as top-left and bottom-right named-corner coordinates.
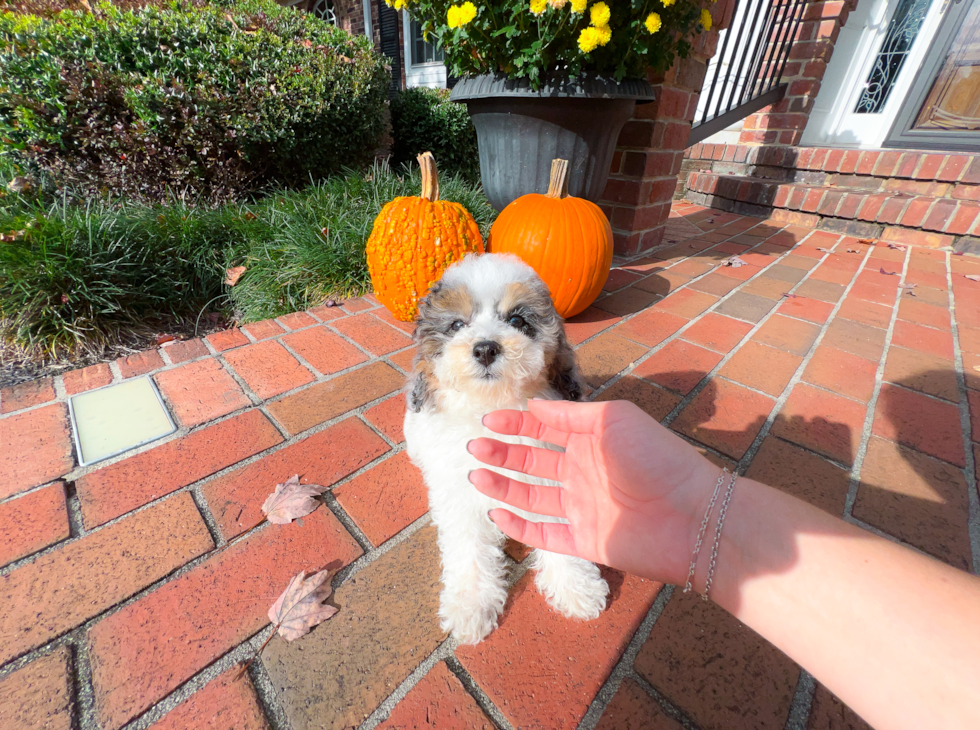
top-left (784, 670), bottom-right (816, 730)
top-left (444, 655), bottom-right (516, 730)
top-left (627, 669), bottom-right (704, 730)
top-left (574, 221), bottom-right (796, 351)
top-left (322, 491), bottom-right (374, 553)
top-left (575, 583), bottom-right (700, 730)
top-left (0, 513), bottom-right (438, 724)
top-left (115, 634), bottom-right (262, 730)
top-left (604, 233), bottom-right (857, 431)
top-left (589, 231), bottom-right (833, 406)
top-left (727, 241), bottom-right (880, 475)
top-left (355, 641), bottom-right (459, 730)
top-left (842, 247), bottom-right (912, 520)
top-left (72, 633), bottom-right (98, 730)
top-left (355, 553), bottom-right (536, 730)
top-left (0, 332), bottom-right (413, 436)
top-left (247, 634), bottom-right (293, 730)
top-left (0, 394), bottom-right (407, 578)
top-left (276, 337), bottom-right (327, 379)
top-left (944, 251), bottom-right (980, 575)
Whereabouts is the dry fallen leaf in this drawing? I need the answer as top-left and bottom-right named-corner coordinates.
top-left (900, 283), bottom-right (918, 290)
top-left (817, 247), bottom-right (831, 252)
top-left (887, 243), bottom-right (907, 251)
top-left (268, 569), bottom-right (338, 641)
top-left (6, 177), bottom-right (30, 193)
top-left (781, 293), bottom-right (799, 299)
top-left (225, 266), bottom-right (247, 287)
top-left (858, 238), bottom-right (876, 244)
top-left (879, 267), bottom-right (898, 276)
top-left (726, 256), bottom-right (747, 268)
top-left (262, 475), bottom-right (328, 524)
top-left (155, 334), bottom-right (177, 345)
top-left (965, 275), bottom-right (980, 282)
top-left (846, 249), bottom-right (860, 253)
top-left (953, 251), bottom-right (965, 256)
top-left (974, 365), bottom-right (980, 373)
top-left (242, 211), bottom-right (257, 222)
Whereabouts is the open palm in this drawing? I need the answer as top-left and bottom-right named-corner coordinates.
top-left (467, 399), bottom-right (719, 585)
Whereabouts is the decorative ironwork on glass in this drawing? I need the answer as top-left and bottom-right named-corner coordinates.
top-left (855, 0), bottom-right (934, 113)
top-left (311, 0), bottom-right (338, 25)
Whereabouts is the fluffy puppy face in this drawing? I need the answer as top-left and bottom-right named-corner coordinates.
top-left (409, 253), bottom-right (582, 413)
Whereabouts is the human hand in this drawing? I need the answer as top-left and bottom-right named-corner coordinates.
top-left (467, 399), bottom-right (720, 585)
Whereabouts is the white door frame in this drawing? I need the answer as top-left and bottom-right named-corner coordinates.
top-left (801, 0), bottom-right (948, 148)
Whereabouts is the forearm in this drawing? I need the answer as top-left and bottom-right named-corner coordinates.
top-left (698, 476), bottom-right (980, 730)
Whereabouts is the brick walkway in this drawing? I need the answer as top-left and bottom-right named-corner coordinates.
top-left (2, 202), bottom-right (979, 730)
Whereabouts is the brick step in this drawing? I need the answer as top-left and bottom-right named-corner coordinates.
top-left (685, 171), bottom-right (980, 247)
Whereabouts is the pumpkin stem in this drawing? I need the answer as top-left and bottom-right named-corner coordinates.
top-left (546, 159), bottom-right (570, 199)
top-left (418, 152), bottom-right (440, 202)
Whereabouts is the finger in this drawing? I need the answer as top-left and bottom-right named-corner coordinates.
top-left (482, 409), bottom-right (571, 448)
top-left (469, 468), bottom-right (566, 518)
top-left (488, 509), bottom-right (578, 556)
top-left (527, 399), bottom-right (610, 437)
top-left (467, 438), bottom-right (562, 481)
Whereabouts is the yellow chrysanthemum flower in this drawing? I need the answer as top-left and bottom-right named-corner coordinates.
top-left (578, 25), bottom-right (602, 52)
top-left (644, 11), bottom-right (661, 33)
top-left (661, 0), bottom-right (675, 6)
top-left (447, 5), bottom-right (461, 26)
top-left (457, 1), bottom-right (477, 23)
top-left (700, 8), bottom-right (712, 29)
top-left (589, 2), bottom-right (610, 27)
top-left (571, 0), bottom-right (587, 13)
top-left (530, 0), bottom-right (547, 14)
top-left (595, 23), bottom-right (612, 45)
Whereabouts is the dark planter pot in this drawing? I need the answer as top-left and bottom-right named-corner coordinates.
top-left (450, 74), bottom-right (656, 211)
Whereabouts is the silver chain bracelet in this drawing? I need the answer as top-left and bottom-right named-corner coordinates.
top-left (703, 470), bottom-right (738, 602)
top-left (682, 467), bottom-right (727, 594)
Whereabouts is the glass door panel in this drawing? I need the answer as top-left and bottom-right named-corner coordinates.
top-left (913, 0), bottom-right (980, 130)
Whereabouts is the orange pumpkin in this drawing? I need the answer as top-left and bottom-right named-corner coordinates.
top-left (488, 158), bottom-right (612, 319)
top-left (366, 152), bottom-right (484, 322)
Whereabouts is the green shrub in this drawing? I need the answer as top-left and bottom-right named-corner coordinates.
top-left (390, 86), bottom-right (480, 184)
top-left (0, 0), bottom-right (390, 204)
top-left (0, 160), bottom-right (495, 357)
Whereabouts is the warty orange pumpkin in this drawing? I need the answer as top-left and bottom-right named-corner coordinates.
top-left (488, 158), bottom-right (612, 319)
top-left (365, 152), bottom-right (484, 322)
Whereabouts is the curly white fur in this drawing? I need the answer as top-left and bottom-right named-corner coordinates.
top-left (404, 253), bottom-right (608, 645)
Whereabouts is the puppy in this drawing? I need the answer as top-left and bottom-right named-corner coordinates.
top-left (404, 253), bottom-right (609, 645)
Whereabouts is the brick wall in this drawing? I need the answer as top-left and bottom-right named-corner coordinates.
top-left (598, 0), bottom-right (736, 257)
top-left (739, 0), bottom-right (857, 146)
top-left (684, 143), bottom-right (980, 248)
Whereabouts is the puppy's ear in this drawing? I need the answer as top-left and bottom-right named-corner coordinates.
top-left (548, 333), bottom-right (584, 402)
top-left (408, 369), bottom-right (432, 412)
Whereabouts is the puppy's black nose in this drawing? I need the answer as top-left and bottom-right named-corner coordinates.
top-left (473, 340), bottom-right (501, 367)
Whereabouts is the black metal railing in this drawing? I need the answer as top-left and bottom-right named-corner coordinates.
top-left (688, 0), bottom-right (810, 146)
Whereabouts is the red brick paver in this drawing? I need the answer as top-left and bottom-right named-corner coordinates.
top-left (0, 482), bottom-right (70, 568)
top-left (148, 668), bottom-right (269, 730)
top-left (76, 410), bottom-right (283, 527)
top-left (0, 646), bottom-right (73, 730)
top-left (0, 404), bottom-right (74, 499)
top-left (2, 206), bottom-right (976, 730)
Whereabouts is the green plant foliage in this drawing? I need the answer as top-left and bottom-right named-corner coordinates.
top-left (0, 0), bottom-right (391, 203)
top-left (394, 0), bottom-right (710, 86)
top-left (0, 159), bottom-right (495, 357)
top-left (390, 87), bottom-right (480, 184)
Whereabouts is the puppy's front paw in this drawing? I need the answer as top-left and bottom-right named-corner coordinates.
top-left (543, 576), bottom-right (608, 620)
top-left (439, 586), bottom-right (506, 645)
top-left (534, 558), bottom-right (609, 621)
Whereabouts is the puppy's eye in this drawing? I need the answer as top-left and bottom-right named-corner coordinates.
top-left (508, 314), bottom-right (526, 329)
top-left (449, 320), bottom-right (466, 332)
